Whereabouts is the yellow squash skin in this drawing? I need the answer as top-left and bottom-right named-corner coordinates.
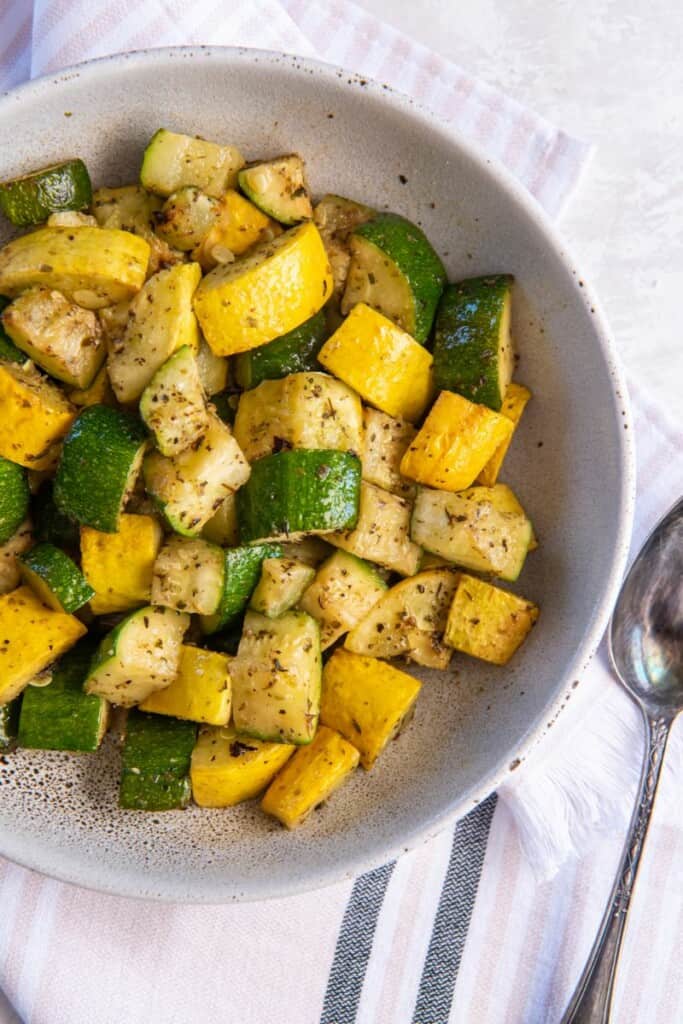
top-left (444, 573), bottom-right (539, 665)
top-left (193, 189), bottom-right (271, 267)
top-left (191, 725), bottom-right (295, 807)
top-left (80, 514), bottom-right (164, 614)
top-left (400, 390), bottom-right (514, 491)
top-left (320, 649), bottom-right (421, 770)
top-left (140, 646), bottom-right (232, 726)
top-left (0, 227), bottom-right (150, 309)
top-left (261, 725), bottom-right (359, 828)
top-left (0, 585), bottom-right (87, 703)
top-left (317, 303), bottom-right (433, 422)
top-left (477, 382), bottom-right (531, 487)
top-left (0, 363), bottom-right (76, 470)
top-left (193, 221), bottom-right (333, 356)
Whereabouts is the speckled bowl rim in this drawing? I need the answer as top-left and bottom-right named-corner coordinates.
top-left (0, 46), bottom-right (636, 903)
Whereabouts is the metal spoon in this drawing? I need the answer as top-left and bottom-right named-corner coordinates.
top-left (561, 495), bottom-right (683, 1023)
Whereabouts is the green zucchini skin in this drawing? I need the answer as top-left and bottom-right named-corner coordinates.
top-left (0, 697), bottom-right (22, 751)
top-left (237, 450), bottom-right (361, 543)
top-left (0, 297), bottom-right (25, 363)
top-left (33, 482), bottom-right (80, 551)
top-left (19, 541), bottom-right (94, 612)
top-left (0, 456), bottom-right (29, 544)
top-left (54, 405), bottom-right (147, 532)
top-left (119, 710), bottom-right (196, 811)
top-left (352, 213), bottom-right (446, 344)
top-left (17, 639), bottom-right (107, 752)
top-left (0, 159), bottom-right (92, 226)
top-left (199, 543), bottom-right (283, 635)
top-left (233, 310), bottom-right (328, 390)
top-left (432, 275), bottom-right (514, 411)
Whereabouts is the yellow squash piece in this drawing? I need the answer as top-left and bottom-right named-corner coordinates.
top-left (400, 390), bottom-right (514, 491)
top-left (261, 725), bottom-right (359, 828)
top-left (0, 227), bottom-right (150, 309)
top-left (107, 261), bottom-right (202, 403)
top-left (191, 725), bottom-right (295, 807)
top-left (318, 303), bottom-right (433, 422)
top-left (0, 585), bottom-right (87, 703)
top-left (193, 221), bottom-right (333, 356)
top-left (320, 649), bottom-right (421, 770)
top-left (477, 383), bottom-right (532, 487)
top-left (0, 363), bottom-right (75, 470)
top-left (193, 189), bottom-right (271, 268)
top-left (68, 364), bottom-right (116, 407)
top-left (444, 573), bottom-right (539, 665)
top-left (80, 514), bottom-right (163, 614)
top-left (140, 645), bottom-right (232, 725)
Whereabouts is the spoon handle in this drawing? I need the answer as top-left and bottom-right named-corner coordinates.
top-left (561, 711), bottom-right (672, 1023)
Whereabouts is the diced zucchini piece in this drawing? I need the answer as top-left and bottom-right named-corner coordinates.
top-left (154, 187), bottom-right (220, 251)
top-left (196, 338), bottom-right (229, 396)
top-left (143, 411), bottom-right (250, 536)
top-left (361, 407), bottom-right (415, 498)
top-left (81, 513), bottom-right (163, 614)
top-left (54, 406), bottom-right (147, 532)
top-left (249, 558), bottom-right (315, 618)
top-left (313, 194), bottom-right (375, 298)
top-left (329, 481), bottom-right (421, 577)
top-left (318, 303), bottom-right (433, 423)
top-left (0, 697), bottom-right (21, 751)
top-left (191, 725), bottom-right (295, 807)
top-left (140, 129), bottom-right (245, 198)
top-left (236, 450), bottom-right (361, 544)
top-left (320, 649), bottom-right (421, 769)
top-left (91, 184), bottom-right (180, 277)
top-left (17, 638), bottom-right (108, 752)
top-left (140, 345), bottom-right (208, 457)
top-left (0, 362), bottom-right (75, 470)
top-left (233, 309), bottom-right (328, 390)
top-left (193, 191), bottom-right (272, 271)
top-left (199, 543), bottom-right (282, 634)
top-left (202, 493), bottom-right (238, 546)
top-left (233, 371), bottom-right (363, 462)
top-left (433, 276), bottom-right (514, 411)
top-left (0, 585), bottom-right (86, 703)
top-left (0, 521), bottom-right (33, 595)
top-left (0, 226), bottom-right (150, 309)
top-left (299, 549), bottom-right (386, 649)
top-left (490, 480), bottom-right (539, 551)
top-left (19, 541), bottom-right (94, 613)
top-left (444, 574), bottom-right (539, 665)
top-left (261, 725), bottom-right (359, 828)
top-left (119, 710), bottom-right (196, 811)
top-left (0, 159), bottom-right (92, 226)
top-left (193, 222), bottom-right (332, 355)
top-left (344, 568), bottom-right (459, 669)
top-left (108, 262), bottom-right (201, 403)
top-left (139, 645), bottom-right (231, 726)
top-left (280, 537), bottom-right (332, 567)
top-left (477, 383), bottom-right (532, 486)
top-left (0, 457), bottom-right (29, 544)
top-left (85, 605), bottom-right (189, 707)
top-left (342, 213), bottom-right (446, 344)
top-left (238, 155), bottom-right (312, 225)
top-left (400, 391), bottom-right (514, 491)
top-left (151, 536), bottom-right (225, 615)
top-left (411, 484), bottom-right (532, 581)
top-left (68, 364), bottom-right (115, 408)
top-left (231, 610), bottom-right (321, 745)
top-left (2, 287), bottom-right (105, 389)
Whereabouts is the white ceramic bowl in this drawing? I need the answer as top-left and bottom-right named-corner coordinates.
top-left (0, 48), bottom-right (635, 902)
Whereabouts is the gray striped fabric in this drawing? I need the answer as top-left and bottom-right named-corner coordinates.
top-left (320, 796), bottom-right (497, 1024)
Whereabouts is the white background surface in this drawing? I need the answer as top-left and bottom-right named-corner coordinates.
top-left (358, 0), bottom-right (683, 404)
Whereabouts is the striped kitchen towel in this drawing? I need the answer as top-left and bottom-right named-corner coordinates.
top-left (1, 2), bottom-right (682, 1023)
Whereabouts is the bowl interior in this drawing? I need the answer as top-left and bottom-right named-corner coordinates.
top-left (0, 49), bottom-right (633, 901)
